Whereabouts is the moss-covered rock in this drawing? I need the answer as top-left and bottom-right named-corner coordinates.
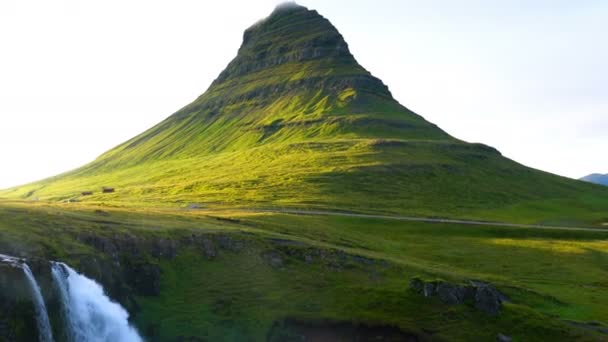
top-left (410, 277), bottom-right (507, 316)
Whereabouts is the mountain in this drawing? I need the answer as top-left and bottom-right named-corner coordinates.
top-left (2, 4), bottom-right (608, 341)
top-left (2, 2), bottom-right (608, 223)
top-left (581, 173), bottom-right (608, 186)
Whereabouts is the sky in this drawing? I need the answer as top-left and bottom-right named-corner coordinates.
top-left (0, 0), bottom-right (607, 189)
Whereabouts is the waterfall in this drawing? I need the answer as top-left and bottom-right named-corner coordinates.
top-left (51, 262), bottom-right (143, 342)
top-left (1, 254), bottom-right (141, 342)
top-left (21, 263), bottom-right (54, 342)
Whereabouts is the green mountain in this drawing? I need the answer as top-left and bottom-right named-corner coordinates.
top-left (2, 4), bottom-right (608, 341)
top-left (2, 3), bottom-right (607, 224)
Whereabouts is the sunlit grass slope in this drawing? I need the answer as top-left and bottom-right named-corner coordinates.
top-left (1, 201), bottom-right (607, 340)
top-left (2, 3), bottom-right (608, 225)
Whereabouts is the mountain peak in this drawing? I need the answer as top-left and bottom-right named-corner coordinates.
top-left (580, 173), bottom-right (608, 186)
top-left (214, 3), bottom-right (356, 85)
top-left (271, 2), bottom-right (307, 15)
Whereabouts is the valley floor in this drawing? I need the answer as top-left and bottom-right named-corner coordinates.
top-left (1, 200), bottom-right (607, 341)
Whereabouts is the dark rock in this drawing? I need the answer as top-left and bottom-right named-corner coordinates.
top-left (77, 234), bottom-right (119, 259)
top-left (409, 277), bottom-right (506, 315)
top-left (217, 235), bottom-right (244, 252)
top-left (409, 278), bottom-right (436, 297)
top-left (475, 284), bottom-right (503, 316)
top-left (0, 256), bottom-right (47, 341)
top-left (497, 333), bottom-right (512, 342)
top-left (268, 255), bottom-right (284, 269)
top-left (270, 238), bottom-right (307, 247)
top-left (350, 255), bottom-right (375, 265)
top-left (436, 282), bottom-right (466, 305)
top-left (201, 238), bottom-right (217, 260)
top-left (76, 256), bottom-right (104, 281)
top-left (263, 251), bottom-right (284, 268)
top-left (151, 239), bottom-right (177, 259)
top-left (463, 285), bottom-right (477, 302)
top-left (423, 282), bottom-right (436, 297)
top-left (409, 278), bottom-right (424, 294)
top-left (127, 262), bottom-right (161, 296)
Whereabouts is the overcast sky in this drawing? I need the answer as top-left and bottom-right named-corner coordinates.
top-left (1, 0), bottom-right (606, 189)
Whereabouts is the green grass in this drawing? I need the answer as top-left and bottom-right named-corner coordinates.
top-left (1, 201), bottom-right (607, 340)
top-left (230, 212), bottom-right (608, 322)
top-left (136, 246), bottom-right (600, 341)
top-left (3, 136), bottom-right (608, 227)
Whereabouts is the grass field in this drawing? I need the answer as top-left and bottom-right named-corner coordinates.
top-left (1, 200), bottom-right (607, 341)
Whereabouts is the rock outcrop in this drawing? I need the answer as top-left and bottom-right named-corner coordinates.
top-left (0, 255), bottom-right (57, 341)
top-left (410, 277), bottom-right (507, 316)
top-left (497, 333), bottom-right (513, 341)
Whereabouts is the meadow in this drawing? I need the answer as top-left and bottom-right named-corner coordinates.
top-left (1, 200), bottom-right (606, 341)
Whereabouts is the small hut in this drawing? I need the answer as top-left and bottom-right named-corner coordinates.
top-left (102, 187), bottom-right (115, 193)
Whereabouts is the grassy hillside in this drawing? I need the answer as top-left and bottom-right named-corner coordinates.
top-left (2, 4), bottom-right (607, 226)
top-left (1, 200), bottom-right (607, 341)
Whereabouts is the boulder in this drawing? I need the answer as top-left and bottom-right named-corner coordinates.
top-left (497, 333), bottom-right (512, 342)
top-left (409, 277), bottom-right (437, 297)
top-left (409, 278), bottom-right (424, 294)
top-left (409, 277), bottom-right (506, 315)
top-left (436, 282), bottom-right (466, 305)
top-left (475, 284), bottom-right (503, 316)
top-left (201, 238), bottom-right (217, 260)
top-left (463, 285), bottom-right (477, 302)
top-left (263, 251), bottom-right (284, 268)
top-left (423, 282), bottom-right (436, 297)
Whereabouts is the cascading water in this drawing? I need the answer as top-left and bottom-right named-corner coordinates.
top-left (22, 264), bottom-right (54, 342)
top-left (51, 262), bottom-right (143, 342)
top-left (0, 254), bottom-right (141, 342)
top-left (0, 254), bottom-right (54, 342)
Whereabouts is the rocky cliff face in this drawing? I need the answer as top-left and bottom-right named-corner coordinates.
top-left (0, 256), bottom-right (59, 341)
top-left (0, 228), bottom-right (397, 341)
top-left (0, 258), bottom-right (35, 341)
top-left (218, 4), bottom-right (354, 81)
top-left (211, 3), bottom-right (391, 99)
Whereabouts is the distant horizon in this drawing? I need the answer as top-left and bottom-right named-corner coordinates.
top-left (1, 0), bottom-right (607, 189)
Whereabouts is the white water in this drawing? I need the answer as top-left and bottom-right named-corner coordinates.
top-left (51, 262), bottom-right (143, 342)
top-left (22, 264), bottom-right (54, 342)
